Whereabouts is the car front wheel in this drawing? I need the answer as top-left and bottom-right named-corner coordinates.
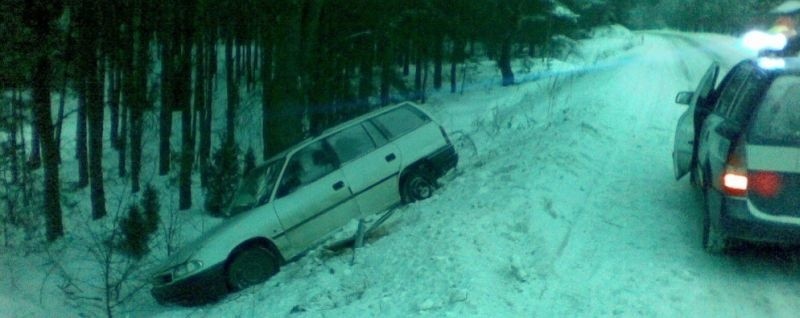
top-left (226, 246), bottom-right (280, 291)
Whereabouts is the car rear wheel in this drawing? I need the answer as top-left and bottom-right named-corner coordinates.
top-left (402, 170), bottom-right (435, 203)
top-left (227, 246), bottom-right (280, 291)
top-left (702, 188), bottom-right (729, 254)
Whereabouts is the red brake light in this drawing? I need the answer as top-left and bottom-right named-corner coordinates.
top-left (721, 137), bottom-right (748, 197)
top-left (749, 171), bottom-right (782, 198)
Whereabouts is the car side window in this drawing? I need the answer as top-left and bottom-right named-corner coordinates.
top-left (713, 64), bottom-right (752, 115)
top-left (726, 71), bottom-right (767, 125)
top-left (363, 121), bottom-right (388, 147)
top-left (276, 141), bottom-right (338, 198)
top-left (372, 105), bottom-right (431, 140)
top-left (328, 124), bottom-right (376, 164)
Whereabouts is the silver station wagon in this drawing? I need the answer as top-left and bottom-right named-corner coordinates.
top-left (151, 101), bottom-right (458, 305)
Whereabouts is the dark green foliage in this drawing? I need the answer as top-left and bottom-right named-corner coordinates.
top-left (141, 184), bottom-right (160, 235)
top-left (120, 184), bottom-right (160, 258)
top-left (243, 147), bottom-right (256, 175)
top-left (204, 139), bottom-right (240, 216)
top-left (120, 204), bottom-right (148, 258)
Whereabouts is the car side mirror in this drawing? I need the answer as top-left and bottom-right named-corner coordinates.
top-left (715, 120), bottom-right (741, 140)
top-left (675, 91), bottom-right (694, 105)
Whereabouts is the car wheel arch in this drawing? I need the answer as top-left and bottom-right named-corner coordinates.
top-left (226, 237), bottom-right (285, 268)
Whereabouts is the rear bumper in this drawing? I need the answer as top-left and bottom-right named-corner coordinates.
top-left (718, 191), bottom-right (800, 244)
top-left (151, 262), bottom-right (228, 306)
top-left (428, 144), bottom-right (458, 177)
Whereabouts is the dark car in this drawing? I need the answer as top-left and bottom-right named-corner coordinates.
top-left (673, 57), bottom-right (800, 253)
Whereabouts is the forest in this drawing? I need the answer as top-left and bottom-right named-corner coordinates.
top-left (0, 0), bottom-right (789, 253)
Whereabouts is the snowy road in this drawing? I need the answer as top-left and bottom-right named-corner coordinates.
top-left (142, 31), bottom-right (800, 317)
top-left (521, 33), bottom-right (800, 317)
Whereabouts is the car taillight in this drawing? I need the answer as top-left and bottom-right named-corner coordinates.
top-left (722, 137), bottom-right (748, 197)
top-left (750, 171), bottom-right (783, 198)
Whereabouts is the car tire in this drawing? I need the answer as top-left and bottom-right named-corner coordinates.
top-left (402, 170), bottom-right (435, 203)
top-left (702, 188), bottom-right (729, 254)
top-left (226, 246), bottom-right (280, 291)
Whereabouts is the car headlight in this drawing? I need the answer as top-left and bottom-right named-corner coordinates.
top-left (173, 260), bottom-right (204, 279)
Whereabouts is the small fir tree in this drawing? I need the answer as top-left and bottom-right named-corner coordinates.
top-left (204, 139), bottom-right (240, 216)
top-left (120, 204), bottom-right (148, 259)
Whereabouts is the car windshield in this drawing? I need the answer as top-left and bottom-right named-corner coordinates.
top-left (228, 158), bottom-right (285, 215)
top-left (749, 75), bottom-right (800, 146)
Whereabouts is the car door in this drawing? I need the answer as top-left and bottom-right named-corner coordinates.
top-left (674, 62), bottom-right (719, 180)
top-left (699, 63), bottom-right (764, 187)
top-left (327, 123), bottom-right (402, 216)
top-left (272, 140), bottom-right (360, 250)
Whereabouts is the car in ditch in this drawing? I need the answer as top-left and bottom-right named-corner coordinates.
top-left (672, 57), bottom-right (800, 253)
top-left (150, 101), bottom-right (458, 305)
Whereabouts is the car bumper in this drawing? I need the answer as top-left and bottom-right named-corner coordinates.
top-left (719, 192), bottom-right (800, 244)
top-left (151, 262), bottom-right (228, 306)
top-left (428, 144), bottom-right (458, 177)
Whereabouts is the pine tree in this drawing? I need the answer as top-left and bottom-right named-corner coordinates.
top-left (204, 139), bottom-right (240, 216)
top-left (120, 204), bottom-right (148, 258)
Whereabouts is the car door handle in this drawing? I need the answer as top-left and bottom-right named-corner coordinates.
top-left (385, 153), bottom-right (396, 162)
top-left (332, 181), bottom-right (345, 191)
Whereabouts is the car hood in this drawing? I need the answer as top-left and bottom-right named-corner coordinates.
top-left (151, 202), bottom-right (280, 275)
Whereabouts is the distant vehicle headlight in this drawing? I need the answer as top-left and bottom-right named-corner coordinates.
top-left (757, 57), bottom-right (787, 70)
top-left (742, 30), bottom-right (788, 53)
top-left (173, 260), bottom-right (204, 279)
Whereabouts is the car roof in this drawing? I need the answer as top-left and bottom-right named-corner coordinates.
top-left (266, 101), bottom-right (423, 160)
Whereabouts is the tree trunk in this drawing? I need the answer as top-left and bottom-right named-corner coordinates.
top-left (159, 41), bottom-right (173, 176)
top-left (357, 37), bottom-right (373, 111)
top-left (498, 37), bottom-right (514, 86)
top-left (76, 79), bottom-right (89, 187)
top-left (33, 56), bottom-right (64, 240)
top-left (179, 105), bottom-right (193, 210)
top-left (450, 38), bottom-right (464, 94)
top-left (225, 33), bottom-right (238, 144)
top-left (27, 0), bottom-right (64, 240)
top-left (261, 35), bottom-right (273, 160)
top-left (267, 3), bottom-right (304, 156)
top-left (130, 3), bottom-right (148, 193)
top-left (178, 19), bottom-right (195, 210)
top-left (378, 35), bottom-right (392, 106)
top-left (199, 34), bottom-right (215, 187)
top-left (414, 48), bottom-right (422, 102)
top-left (402, 40), bottom-right (410, 76)
top-left (194, 35), bottom-right (206, 163)
top-left (28, 121), bottom-right (41, 169)
top-left (433, 36), bottom-right (443, 90)
top-left (118, 100), bottom-right (128, 178)
top-left (78, 6), bottom-right (106, 220)
top-left (108, 65), bottom-right (121, 150)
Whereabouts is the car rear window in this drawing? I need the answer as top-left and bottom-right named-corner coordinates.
top-left (372, 105), bottom-right (431, 139)
top-left (749, 75), bottom-right (800, 146)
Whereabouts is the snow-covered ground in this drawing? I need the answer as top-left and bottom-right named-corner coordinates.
top-left (5, 26), bottom-right (800, 317)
